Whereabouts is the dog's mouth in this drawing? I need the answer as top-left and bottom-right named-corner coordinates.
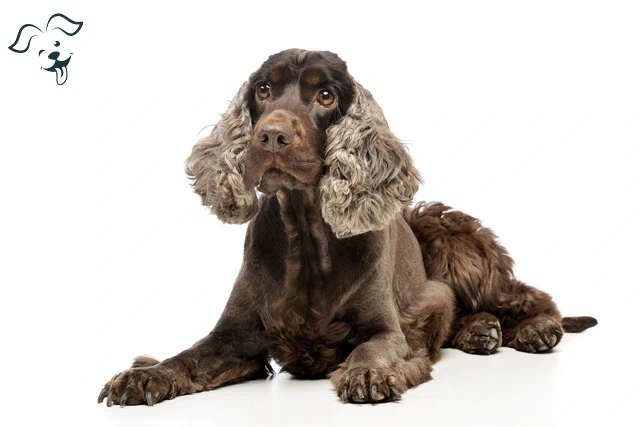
top-left (262, 168), bottom-right (289, 179)
top-left (43, 56), bottom-right (72, 85)
top-left (257, 168), bottom-right (298, 193)
top-left (244, 147), bottom-right (324, 195)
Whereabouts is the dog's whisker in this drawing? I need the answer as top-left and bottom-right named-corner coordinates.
top-left (195, 124), bottom-right (215, 141)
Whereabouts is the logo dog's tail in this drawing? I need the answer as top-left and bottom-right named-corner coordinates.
top-left (562, 316), bottom-right (598, 332)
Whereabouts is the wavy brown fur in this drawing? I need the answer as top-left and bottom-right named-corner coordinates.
top-left (320, 82), bottom-right (422, 238)
top-left (185, 80), bottom-right (259, 224)
top-left (404, 202), bottom-right (596, 353)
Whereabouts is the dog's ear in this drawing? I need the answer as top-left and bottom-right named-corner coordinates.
top-left (320, 80), bottom-right (422, 238)
top-left (46, 14), bottom-right (83, 36)
top-left (185, 79), bottom-right (259, 224)
top-left (8, 24), bottom-right (43, 53)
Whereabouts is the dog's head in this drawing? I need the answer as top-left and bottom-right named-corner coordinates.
top-left (186, 49), bottom-right (421, 238)
top-left (8, 14), bottom-right (83, 85)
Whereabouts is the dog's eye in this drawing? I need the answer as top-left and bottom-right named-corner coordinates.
top-left (54, 41), bottom-right (60, 47)
top-left (256, 83), bottom-right (271, 100)
top-left (317, 90), bottom-right (335, 107)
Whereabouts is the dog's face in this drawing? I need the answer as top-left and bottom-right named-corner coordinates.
top-left (8, 14), bottom-right (83, 85)
top-left (186, 49), bottom-right (421, 238)
top-left (36, 31), bottom-right (74, 81)
top-left (242, 50), bottom-right (355, 194)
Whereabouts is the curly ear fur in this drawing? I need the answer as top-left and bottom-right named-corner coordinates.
top-left (320, 81), bottom-right (422, 238)
top-left (185, 80), bottom-right (259, 224)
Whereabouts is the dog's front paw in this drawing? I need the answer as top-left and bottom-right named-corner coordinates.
top-left (333, 366), bottom-right (407, 403)
top-left (509, 318), bottom-right (563, 353)
top-left (98, 363), bottom-right (181, 407)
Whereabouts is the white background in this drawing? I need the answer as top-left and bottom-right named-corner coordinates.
top-left (1, 1), bottom-right (638, 426)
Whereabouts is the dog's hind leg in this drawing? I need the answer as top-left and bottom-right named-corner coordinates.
top-left (404, 202), bottom-right (595, 354)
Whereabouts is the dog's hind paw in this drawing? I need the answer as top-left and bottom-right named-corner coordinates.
top-left (507, 317), bottom-right (563, 353)
top-left (452, 312), bottom-right (502, 355)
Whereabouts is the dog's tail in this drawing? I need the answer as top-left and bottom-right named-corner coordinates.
top-left (562, 316), bottom-right (598, 333)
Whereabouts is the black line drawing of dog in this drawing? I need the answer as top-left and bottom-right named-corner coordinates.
top-left (8, 13), bottom-right (83, 86)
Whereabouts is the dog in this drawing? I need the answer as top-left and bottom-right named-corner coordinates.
top-left (8, 13), bottom-right (83, 86)
top-left (98, 49), bottom-right (597, 406)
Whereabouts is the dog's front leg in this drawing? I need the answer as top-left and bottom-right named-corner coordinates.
top-left (330, 285), bottom-right (432, 403)
top-left (98, 271), bottom-right (269, 407)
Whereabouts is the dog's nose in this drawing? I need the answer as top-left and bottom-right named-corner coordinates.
top-left (48, 51), bottom-right (60, 60)
top-left (257, 123), bottom-right (295, 152)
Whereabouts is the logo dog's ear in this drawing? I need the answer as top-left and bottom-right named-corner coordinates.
top-left (8, 24), bottom-right (43, 53)
top-left (320, 79), bottom-right (422, 238)
top-left (46, 13), bottom-right (83, 36)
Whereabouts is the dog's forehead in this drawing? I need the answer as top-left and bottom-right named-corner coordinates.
top-left (31, 30), bottom-right (64, 49)
top-left (255, 50), bottom-right (348, 86)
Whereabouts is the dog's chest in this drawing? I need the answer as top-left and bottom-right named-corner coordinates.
top-left (262, 303), bottom-right (355, 378)
top-left (254, 190), bottom-right (382, 377)
top-left (261, 244), bottom-right (354, 378)
top-left (259, 190), bottom-right (358, 377)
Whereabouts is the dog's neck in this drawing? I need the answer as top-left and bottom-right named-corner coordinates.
top-left (276, 188), bottom-right (331, 289)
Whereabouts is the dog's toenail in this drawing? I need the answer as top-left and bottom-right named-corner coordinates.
top-left (370, 385), bottom-right (380, 400)
top-left (356, 385), bottom-right (364, 400)
top-left (145, 391), bottom-right (155, 406)
top-left (98, 388), bottom-right (107, 404)
top-left (390, 386), bottom-right (402, 400)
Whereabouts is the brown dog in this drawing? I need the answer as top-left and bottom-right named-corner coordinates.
top-left (98, 49), bottom-right (597, 406)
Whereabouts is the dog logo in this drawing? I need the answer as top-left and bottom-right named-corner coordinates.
top-left (8, 13), bottom-right (83, 86)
